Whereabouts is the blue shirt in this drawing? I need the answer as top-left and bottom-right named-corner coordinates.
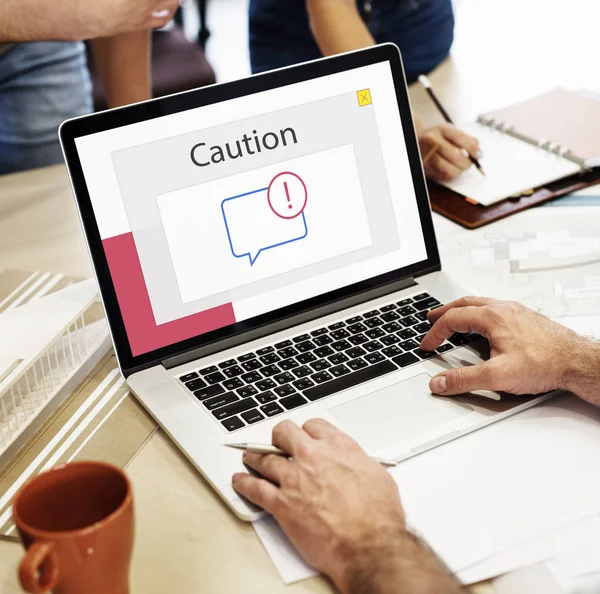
top-left (249, 0), bottom-right (455, 82)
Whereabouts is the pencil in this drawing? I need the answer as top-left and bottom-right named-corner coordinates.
top-left (418, 74), bottom-right (485, 176)
top-left (226, 443), bottom-right (398, 467)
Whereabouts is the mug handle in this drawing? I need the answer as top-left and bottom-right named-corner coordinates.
top-left (19, 541), bottom-right (60, 593)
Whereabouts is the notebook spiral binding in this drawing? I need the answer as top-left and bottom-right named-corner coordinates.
top-left (476, 115), bottom-right (584, 167)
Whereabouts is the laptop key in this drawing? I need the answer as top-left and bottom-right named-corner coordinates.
top-left (279, 346), bottom-right (298, 358)
top-left (331, 329), bottom-right (350, 340)
top-left (218, 359), bottom-right (237, 369)
top-left (449, 333), bottom-right (470, 346)
top-left (414, 310), bottom-right (430, 322)
top-left (237, 385), bottom-right (258, 398)
top-left (347, 346), bottom-right (366, 358)
top-left (414, 322), bottom-right (432, 334)
top-left (261, 402), bottom-right (284, 417)
top-left (347, 333), bottom-right (367, 345)
top-left (241, 359), bottom-right (261, 371)
top-left (382, 345), bottom-right (402, 358)
top-left (363, 340), bottom-right (383, 353)
top-left (364, 318), bottom-right (383, 328)
top-left (399, 316), bottom-right (418, 328)
top-left (292, 365), bottom-right (312, 378)
top-left (382, 322), bottom-right (401, 333)
top-left (274, 372), bottom-right (295, 385)
top-left (365, 328), bottom-right (385, 339)
top-left (199, 365), bottom-right (218, 376)
top-left (398, 306), bottom-right (417, 316)
top-left (274, 385), bottom-right (296, 397)
top-left (310, 328), bottom-right (328, 337)
top-left (328, 322), bottom-right (345, 330)
top-left (213, 397), bottom-right (259, 420)
top-left (331, 339), bottom-right (352, 352)
top-left (413, 293), bottom-right (430, 301)
top-left (330, 364), bottom-right (351, 377)
top-left (399, 339), bottom-right (419, 351)
top-left (204, 392), bottom-right (239, 410)
top-left (304, 360), bottom-right (396, 401)
top-left (261, 364), bottom-right (280, 377)
top-left (256, 391), bottom-right (277, 404)
top-left (329, 353), bottom-right (349, 365)
top-left (381, 311), bottom-right (400, 322)
top-left (256, 378), bottom-right (276, 391)
top-left (260, 353), bottom-right (281, 365)
top-left (193, 385), bottom-right (225, 400)
top-left (293, 378), bottom-right (315, 390)
top-left (310, 359), bottom-right (331, 371)
top-left (396, 298), bottom-right (414, 306)
top-left (280, 358), bottom-right (300, 370)
top-left (241, 409), bottom-right (264, 424)
top-left (315, 346), bottom-right (334, 358)
top-left (293, 334), bottom-right (311, 343)
top-left (280, 394), bottom-right (308, 410)
top-left (380, 304), bottom-right (397, 312)
top-left (392, 352), bottom-right (420, 367)
top-left (415, 349), bottom-right (436, 359)
top-left (241, 371), bottom-right (262, 383)
top-left (414, 297), bottom-right (442, 311)
top-left (347, 358), bottom-right (368, 371)
top-left (223, 365), bottom-right (244, 378)
top-left (238, 353), bottom-right (256, 362)
top-left (365, 352), bottom-right (385, 364)
top-left (180, 372), bottom-right (199, 383)
top-left (296, 340), bottom-right (316, 353)
top-left (346, 316), bottom-right (363, 324)
top-left (363, 310), bottom-right (379, 318)
top-left (347, 322), bottom-right (368, 334)
top-left (222, 416), bottom-right (245, 432)
top-left (223, 378), bottom-right (244, 391)
top-left (274, 340), bottom-right (292, 349)
top-left (381, 334), bottom-right (400, 346)
top-left (311, 371), bottom-right (333, 384)
top-left (257, 346), bottom-right (274, 355)
top-left (397, 328), bottom-right (417, 340)
top-left (437, 343), bottom-right (454, 353)
top-left (297, 352), bottom-right (317, 364)
top-left (184, 378), bottom-right (207, 392)
top-left (205, 371), bottom-right (226, 385)
top-left (313, 335), bottom-right (333, 346)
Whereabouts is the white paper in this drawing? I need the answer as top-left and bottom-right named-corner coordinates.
top-left (439, 123), bottom-right (580, 206)
top-left (458, 515), bottom-right (600, 584)
top-left (253, 515), bottom-right (317, 584)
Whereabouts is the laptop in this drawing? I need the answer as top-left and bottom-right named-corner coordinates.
top-left (60, 45), bottom-right (553, 521)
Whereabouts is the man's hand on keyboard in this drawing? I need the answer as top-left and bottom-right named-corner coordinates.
top-left (421, 296), bottom-right (600, 405)
top-left (232, 419), bottom-right (462, 594)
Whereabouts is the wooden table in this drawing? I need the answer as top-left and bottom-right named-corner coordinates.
top-left (0, 0), bottom-right (597, 591)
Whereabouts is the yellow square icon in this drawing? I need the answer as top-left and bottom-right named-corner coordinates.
top-left (357, 89), bottom-right (372, 107)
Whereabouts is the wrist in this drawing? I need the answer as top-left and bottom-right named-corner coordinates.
top-left (563, 338), bottom-right (600, 405)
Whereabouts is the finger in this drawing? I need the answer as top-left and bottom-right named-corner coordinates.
top-left (440, 123), bottom-right (480, 157)
top-left (272, 420), bottom-right (312, 457)
top-left (437, 140), bottom-right (472, 171)
top-left (242, 452), bottom-right (292, 484)
top-left (427, 296), bottom-right (498, 323)
top-left (420, 306), bottom-right (491, 351)
top-left (232, 473), bottom-right (280, 513)
top-left (429, 155), bottom-right (463, 181)
top-left (429, 360), bottom-right (500, 396)
top-left (302, 418), bottom-right (342, 440)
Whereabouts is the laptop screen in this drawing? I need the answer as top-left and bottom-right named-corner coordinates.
top-left (69, 49), bottom-right (436, 366)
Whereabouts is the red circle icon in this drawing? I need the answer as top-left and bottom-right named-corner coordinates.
top-left (267, 172), bottom-right (307, 219)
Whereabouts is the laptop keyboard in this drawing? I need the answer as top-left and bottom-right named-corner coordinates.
top-left (177, 292), bottom-right (480, 432)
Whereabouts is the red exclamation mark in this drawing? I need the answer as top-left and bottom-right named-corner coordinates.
top-left (284, 181), bottom-right (293, 210)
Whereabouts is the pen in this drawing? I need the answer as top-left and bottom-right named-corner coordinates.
top-left (226, 443), bottom-right (398, 467)
top-left (418, 74), bottom-right (486, 177)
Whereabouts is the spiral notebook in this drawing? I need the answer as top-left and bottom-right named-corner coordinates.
top-left (438, 88), bottom-right (600, 207)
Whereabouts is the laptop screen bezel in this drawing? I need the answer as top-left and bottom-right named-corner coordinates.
top-left (60, 44), bottom-right (440, 376)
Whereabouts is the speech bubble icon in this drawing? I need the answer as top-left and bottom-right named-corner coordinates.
top-left (221, 186), bottom-right (308, 266)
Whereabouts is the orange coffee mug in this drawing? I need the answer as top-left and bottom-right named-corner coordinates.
top-left (12, 461), bottom-right (134, 594)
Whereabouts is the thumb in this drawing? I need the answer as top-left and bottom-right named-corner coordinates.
top-left (430, 363), bottom-right (495, 396)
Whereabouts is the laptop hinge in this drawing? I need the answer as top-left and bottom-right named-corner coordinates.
top-left (161, 276), bottom-right (418, 371)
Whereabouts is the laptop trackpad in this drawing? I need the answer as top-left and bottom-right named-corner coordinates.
top-left (329, 373), bottom-right (473, 452)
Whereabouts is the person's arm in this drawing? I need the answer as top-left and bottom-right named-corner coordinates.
top-left (305, 0), bottom-right (480, 182)
top-left (0, 0), bottom-right (178, 42)
top-left (91, 31), bottom-right (151, 108)
top-left (232, 419), bottom-right (463, 594)
top-left (421, 296), bottom-right (600, 406)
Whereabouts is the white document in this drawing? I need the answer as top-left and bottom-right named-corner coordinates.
top-left (254, 394), bottom-right (600, 584)
top-left (458, 515), bottom-right (600, 584)
top-left (438, 123), bottom-right (580, 206)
